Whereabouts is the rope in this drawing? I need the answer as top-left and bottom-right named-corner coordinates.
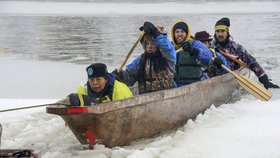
top-left (0, 102), bottom-right (70, 113)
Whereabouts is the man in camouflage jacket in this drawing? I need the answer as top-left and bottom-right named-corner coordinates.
top-left (211, 17), bottom-right (279, 89)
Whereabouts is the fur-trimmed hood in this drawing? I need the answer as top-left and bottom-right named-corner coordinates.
top-left (171, 21), bottom-right (191, 50)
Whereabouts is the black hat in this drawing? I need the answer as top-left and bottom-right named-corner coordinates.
top-left (86, 63), bottom-right (108, 78)
top-left (173, 22), bottom-right (188, 34)
top-left (195, 31), bottom-right (213, 42)
top-left (215, 17), bottom-right (230, 32)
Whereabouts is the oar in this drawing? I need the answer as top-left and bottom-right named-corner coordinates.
top-left (177, 47), bottom-right (271, 100)
top-left (0, 102), bottom-right (70, 113)
top-left (117, 31), bottom-right (145, 72)
top-left (221, 65), bottom-right (272, 101)
top-left (219, 51), bottom-right (250, 70)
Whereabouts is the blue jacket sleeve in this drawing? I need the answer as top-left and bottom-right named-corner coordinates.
top-left (215, 52), bottom-right (231, 75)
top-left (155, 34), bottom-right (176, 64)
top-left (216, 52), bottom-right (231, 69)
top-left (192, 40), bottom-right (213, 65)
top-left (126, 56), bottom-right (140, 70)
top-left (120, 56), bottom-right (140, 86)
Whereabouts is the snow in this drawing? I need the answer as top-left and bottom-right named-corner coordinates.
top-left (1, 97), bottom-right (280, 157)
top-left (1, 1), bottom-right (280, 158)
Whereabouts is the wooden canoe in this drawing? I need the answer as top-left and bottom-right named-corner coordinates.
top-left (46, 69), bottom-right (246, 148)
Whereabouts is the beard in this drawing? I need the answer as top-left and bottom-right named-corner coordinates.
top-left (214, 33), bottom-right (230, 46)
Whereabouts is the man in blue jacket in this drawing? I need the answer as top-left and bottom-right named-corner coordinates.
top-left (171, 21), bottom-right (226, 86)
top-left (113, 21), bottom-right (176, 94)
top-left (194, 31), bottom-right (231, 77)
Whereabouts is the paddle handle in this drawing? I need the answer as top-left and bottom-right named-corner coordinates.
top-left (176, 47), bottom-right (183, 53)
top-left (117, 31), bottom-right (145, 73)
top-left (219, 51), bottom-right (250, 70)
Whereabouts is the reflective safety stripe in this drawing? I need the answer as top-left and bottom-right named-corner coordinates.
top-left (78, 93), bottom-right (84, 107)
top-left (68, 107), bottom-right (89, 113)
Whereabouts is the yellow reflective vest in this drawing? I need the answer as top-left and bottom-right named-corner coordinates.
top-left (76, 80), bottom-right (132, 103)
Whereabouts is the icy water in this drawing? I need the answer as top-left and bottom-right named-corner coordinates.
top-left (0, 2), bottom-right (280, 68)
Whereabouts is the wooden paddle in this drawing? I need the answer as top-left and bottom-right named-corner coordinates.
top-left (177, 47), bottom-right (272, 101)
top-left (221, 65), bottom-right (272, 101)
top-left (219, 51), bottom-right (250, 70)
top-left (117, 31), bottom-right (145, 72)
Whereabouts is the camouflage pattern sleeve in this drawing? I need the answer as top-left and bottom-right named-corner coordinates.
top-left (236, 43), bottom-right (265, 77)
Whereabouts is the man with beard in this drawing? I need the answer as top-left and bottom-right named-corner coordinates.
top-left (211, 17), bottom-right (279, 89)
top-left (113, 21), bottom-right (176, 94)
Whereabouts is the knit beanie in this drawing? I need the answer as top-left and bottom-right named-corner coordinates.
top-left (173, 22), bottom-right (188, 34)
top-left (215, 17), bottom-right (230, 32)
top-left (86, 63), bottom-right (108, 78)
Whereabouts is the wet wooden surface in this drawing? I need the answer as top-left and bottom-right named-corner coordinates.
top-left (47, 69), bottom-right (246, 148)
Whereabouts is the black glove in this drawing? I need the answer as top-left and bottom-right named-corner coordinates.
top-left (258, 74), bottom-right (280, 89)
top-left (181, 42), bottom-right (192, 52)
top-left (189, 48), bottom-right (199, 56)
top-left (181, 41), bottom-right (199, 56)
top-left (215, 48), bottom-right (221, 53)
top-left (213, 58), bottom-right (224, 69)
top-left (112, 69), bottom-right (123, 81)
top-left (69, 93), bottom-right (98, 106)
top-left (139, 21), bottom-right (159, 38)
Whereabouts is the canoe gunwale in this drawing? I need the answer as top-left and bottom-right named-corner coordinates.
top-left (47, 71), bottom-right (236, 116)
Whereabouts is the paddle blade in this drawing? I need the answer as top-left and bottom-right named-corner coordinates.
top-left (236, 75), bottom-right (272, 101)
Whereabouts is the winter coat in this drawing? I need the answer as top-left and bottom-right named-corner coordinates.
top-left (171, 21), bottom-right (213, 86)
top-left (211, 39), bottom-right (265, 77)
top-left (121, 33), bottom-right (176, 94)
top-left (77, 73), bottom-right (132, 103)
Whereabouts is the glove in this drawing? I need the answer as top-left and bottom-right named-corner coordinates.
top-left (181, 42), bottom-right (192, 52)
top-left (258, 74), bottom-right (280, 89)
top-left (215, 48), bottom-right (221, 53)
top-left (69, 93), bottom-right (98, 106)
top-left (112, 69), bottom-right (123, 81)
top-left (189, 48), bottom-right (199, 56)
top-left (181, 42), bottom-right (199, 56)
top-left (213, 58), bottom-right (224, 69)
top-left (139, 21), bottom-right (159, 38)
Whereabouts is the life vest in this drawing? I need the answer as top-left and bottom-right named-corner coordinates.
top-left (76, 79), bottom-right (132, 104)
top-left (138, 51), bottom-right (174, 94)
top-left (175, 39), bottom-right (203, 85)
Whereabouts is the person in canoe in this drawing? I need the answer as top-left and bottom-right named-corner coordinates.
top-left (194, 30), bottom-right (231, 77)
top-left (211, 17), bottom-right (279, 89)
top-left (171, 21), bottom-right (223, 86)
top-left (69, 63), bottom-right (132, 106)
top-left (113, 21), bottom-right (176, 94)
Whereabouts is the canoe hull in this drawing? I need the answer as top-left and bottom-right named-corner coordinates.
top-left (47, 71), bottom-right (243, 148)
